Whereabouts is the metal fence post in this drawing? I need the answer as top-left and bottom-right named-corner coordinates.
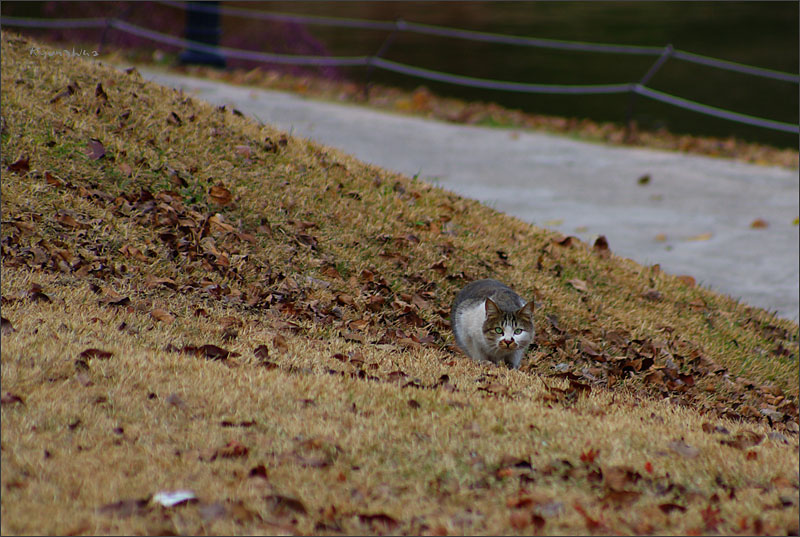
top-left (363, 18), bottom-right (405, 100)
top-left (179, 1), bottom-right (226, 68)
top-left (626, 44), bottom-right (674, 138)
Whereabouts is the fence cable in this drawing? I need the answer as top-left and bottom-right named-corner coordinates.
top-left (1, 14), bottom-right (797, 133)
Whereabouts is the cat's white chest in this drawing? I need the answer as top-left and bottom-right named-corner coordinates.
top-left (453, 301), bottom-right (491, 359)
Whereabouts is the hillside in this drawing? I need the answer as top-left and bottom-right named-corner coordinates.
top-left (2, 32), bottom-right (798, 535)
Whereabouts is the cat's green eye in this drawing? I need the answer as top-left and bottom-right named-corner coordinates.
top-left (494, 327), bottom-right (503, 334)
top-left (514, 328), bottom-right (523, 335)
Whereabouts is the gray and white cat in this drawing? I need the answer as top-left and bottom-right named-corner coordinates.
top-left (450, 279), bottom-right (534, 369)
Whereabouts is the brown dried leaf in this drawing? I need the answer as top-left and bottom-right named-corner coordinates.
top-left (593, 235), bottom-right (610, 257)
top-left (604, 465), bottom-right (638, 491)
top-left (189, 344), bottom-right (236, 361)
top-left (216, 440), bottom-right (249, 459)
top-left (667, 439), bottom-right (699, 458)
top-left (1, 392), bottom-right (24, 405)
top-left (167, 111), bottom-right (182, 126)
top-left (7, 156), bottom-right (30, 174)
top-left (273, 334), bottom-right (289, 354)
top-left (86, 138), bottom-right (105, 160)
top-left (249, 464), bottom-right (269, 479)
top-left (151, 308), bottom-right (175, 324)
top-left (95, 82), bottom-right (108, 102)
top-left (643, 288), bottom-right (662, 301)
top-left (264, 494), bottom-right (307, 516)
top-left (209, 184), bottom-right (233, 205)
top-left (1, 316), bottom-right (15, 335)
top-left (687, 232), bottom-right (713, 242)
top-left (658, 503), bottom-right (687, 514)
top-left (720, 430), bottom-right (764, 450)
top-left (580, 448), bottom-right (600, 464)
top-left (676, 275), bottom-right (696, 287)
top-left (234, 145), bottom-right (252, 158)
top-left (567, 279), bottom-right (588, 292)
top-left (358, 513), bottom-right (399, 532)
top-left (750, 218), bottom-right (768, 229)
top-left (97, 498), bottom-right (150, 518)
top-left (49, 84), bottom-right (76, 104)
top-left (208, 213), bottom-right (235, 233)
top-left (553, 234), bottom-right (579, 247)
top-left (118, 162), bottom-right (132, 177)
top-left (79, 348), bottom-right (113, 360)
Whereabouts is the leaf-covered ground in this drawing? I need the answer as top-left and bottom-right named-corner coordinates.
top-left (2, 33), bottom-right (798, 535)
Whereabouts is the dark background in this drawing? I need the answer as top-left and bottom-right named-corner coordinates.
top-left (3, 1), bottom-right (798, 148)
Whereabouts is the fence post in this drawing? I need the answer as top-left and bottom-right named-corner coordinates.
top-left (179, 1), bottom-right (226, 68)
top-left (98, 5), bottom-right (131, 54)
top-left (625, 43), bottom-right (673, 140)
top-left (363, 18), bottom-right (405, 100)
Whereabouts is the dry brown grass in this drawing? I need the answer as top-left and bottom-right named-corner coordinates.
top-left (2, 32), bottom-right (798, 535)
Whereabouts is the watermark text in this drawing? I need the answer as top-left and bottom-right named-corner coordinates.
top-left (30, 46), bottom-right (99, 58)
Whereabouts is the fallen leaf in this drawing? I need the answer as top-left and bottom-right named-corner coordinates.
top-left (676, 275), bottom-right (696, 287)
top-left (687, 232), bottom-right (712, 242)
top-left (49, 83), bottom-right (77, 104)
top-left (199, 502), bottom-right (227, 522)
top-left (358, 513), bottom-right (399, 531)
top-left (1, 317), bottom-right (15, 335)
top-left (567, 278), bottom-right (588, 292)
top-left (97, 498), bottom-right (150, 518)
top-left (234, 145), bottom-right (252, 158)
top-left (248, 464), bottom-right (268, 479)
top-left (165, 393), bottom-right (186, 408)
top-left (654, 233), bottom-right (667, 242)
top-left (509, 510), bottom-right (530, 530)
top-left (264, 494), bottom-right (307, 516)
top-left (667, 439), bottom-right (699, 459)
top-left (209, 184), bottom-right (233, 205)
top-left (152, 490), bottom-right (196, 507)
top-left (151, 308), bottom-right (175, 324)
top-left (182, 344), bottom-right (236, 361)
top-left (553, 234), bottom-right (578, 247)
top-left (1, 392), bottom-right (24, 405)
top-left (7, 156), bottom-right (30, 174)
top-left (700, 505), bottom-right (722, 531)
top-left (580, 448), bottom-right (600, 464)
top-left (750, 218), bottom-right (768, 229)
top-left (273, 334), bottom-right (289, 353)
top-left (593, 235), bottom-right (610, 257)
top-left (216, 441), bottom-right (249, 459)
top-left (86, 139), bottom-right (105, 160)
top-left (95, 82), bottom-right (108, 102)
top-left (637, 174), bottom-right (651, 185)
top-left (720, 430), bottom-right (764, 450)
top-left (167, 111), bottom-right (182, 126)
top-left (79, 348), bottom-right (113, 360)
top-left (604, 465), bottom-right (639, 491)
top-left (659, 503), bottom-right (687, 514)
top-left (642, 288), bottom-right (662, 301)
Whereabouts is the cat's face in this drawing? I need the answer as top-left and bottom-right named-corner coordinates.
top-left (482, 299), bottom-right (534, 353)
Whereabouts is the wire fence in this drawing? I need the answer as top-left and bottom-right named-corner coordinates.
top-left (2, 5), bottom-right (798, 134)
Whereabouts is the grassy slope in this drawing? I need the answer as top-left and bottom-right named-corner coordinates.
top-left (1, 33), bottom-right (798, 535)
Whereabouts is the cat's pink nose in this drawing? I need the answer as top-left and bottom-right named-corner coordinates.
top-left (502, 338), bottom-right (514, 346)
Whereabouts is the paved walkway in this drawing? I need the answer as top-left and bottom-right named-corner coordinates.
top-left (138, 68), bottom-right (799, 321)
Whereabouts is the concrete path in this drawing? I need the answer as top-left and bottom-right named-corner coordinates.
top-left (138, 68), bottom-right (799, 321)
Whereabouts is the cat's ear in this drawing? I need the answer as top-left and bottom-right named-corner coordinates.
top-left (518, 301), bottom-right (534, 321)
top-left (484, 298), bottom-right (501, 317)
